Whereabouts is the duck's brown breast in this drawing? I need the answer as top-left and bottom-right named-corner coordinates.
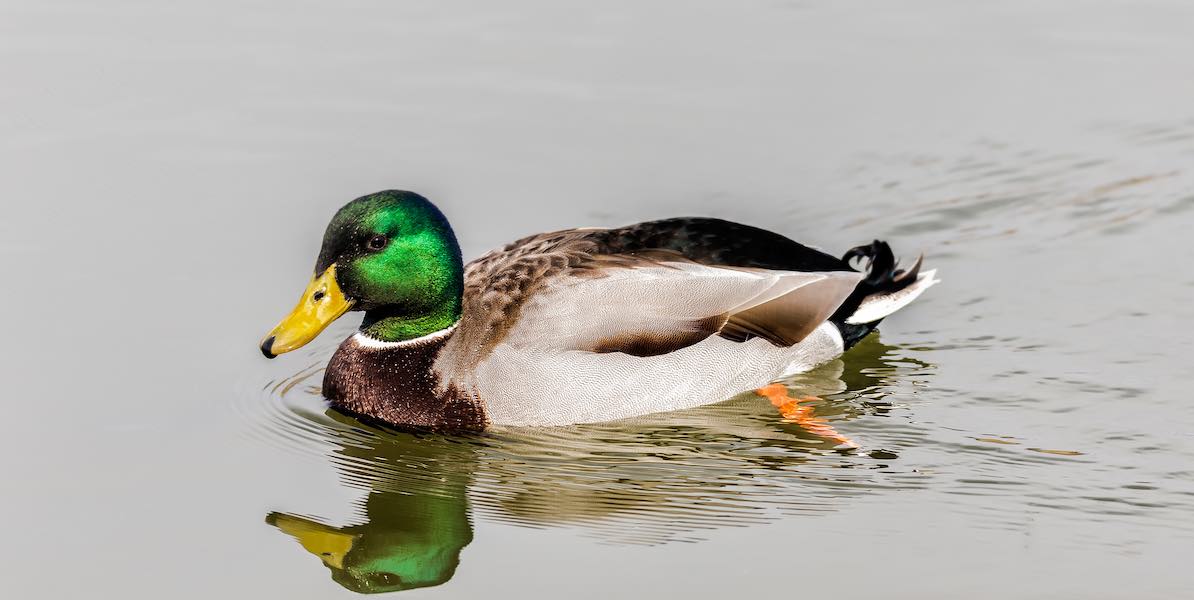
top-left (322, 333), bottom-right (486, 431)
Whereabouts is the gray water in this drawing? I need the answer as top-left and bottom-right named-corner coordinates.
top-left (3, 0), bottom-right (1194, 597)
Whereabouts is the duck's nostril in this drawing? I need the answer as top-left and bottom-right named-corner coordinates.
top-left (312, 290), bottom-right (326, 302)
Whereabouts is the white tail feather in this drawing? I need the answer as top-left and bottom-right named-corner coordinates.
top-left (846, 269), bottom-right (940, 325)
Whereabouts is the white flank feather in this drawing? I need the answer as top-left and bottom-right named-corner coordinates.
top-left (476, 322), bottom-right (847, 426)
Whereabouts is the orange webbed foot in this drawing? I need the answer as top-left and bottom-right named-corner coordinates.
top-left (755, 384), bottom-right (858, 448)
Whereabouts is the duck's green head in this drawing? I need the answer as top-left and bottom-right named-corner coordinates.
top-left (261, 190), bottom-right (463, 357)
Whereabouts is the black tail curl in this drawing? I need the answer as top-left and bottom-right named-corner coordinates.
top-left (831, 240), bottom-right (924, 349)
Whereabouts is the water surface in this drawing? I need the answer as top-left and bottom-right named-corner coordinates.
top-left (2, 0), bottom-right (1193, 598)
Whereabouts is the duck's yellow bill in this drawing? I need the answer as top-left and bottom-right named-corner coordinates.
top-left (268, 512), bottom-right (358, 570)
top-left (261, 264), bottom-right (353, 358)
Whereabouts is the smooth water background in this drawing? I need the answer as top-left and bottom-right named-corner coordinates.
top-left (3, 0), bottom-right (1194, 597)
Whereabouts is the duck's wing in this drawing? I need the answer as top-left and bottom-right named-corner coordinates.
top-left (499, 260), bottom-right (861, 355)
top-left (437, 218), bottom-right (863, 376)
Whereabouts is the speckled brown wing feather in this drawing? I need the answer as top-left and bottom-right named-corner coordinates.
top-left (451, 229), bottom-right (602, 362)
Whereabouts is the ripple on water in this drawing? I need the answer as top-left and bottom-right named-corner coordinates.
top-left (834, 122), bottom-right (1194, 248)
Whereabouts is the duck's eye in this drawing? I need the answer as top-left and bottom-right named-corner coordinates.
top-left (367, 235), bottom-right (388, 251)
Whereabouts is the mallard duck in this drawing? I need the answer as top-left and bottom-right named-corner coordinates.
top-left (261, 190), bottom-right (937, 430)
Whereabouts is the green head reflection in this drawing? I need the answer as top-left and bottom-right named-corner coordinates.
top-left (267, 417), bottom-right (475, 594)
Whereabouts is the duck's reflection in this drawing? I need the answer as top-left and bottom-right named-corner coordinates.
top-left (266, 425), bottom-right (477, 594)
top-left (265, 336), bottom-right (930, 594)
